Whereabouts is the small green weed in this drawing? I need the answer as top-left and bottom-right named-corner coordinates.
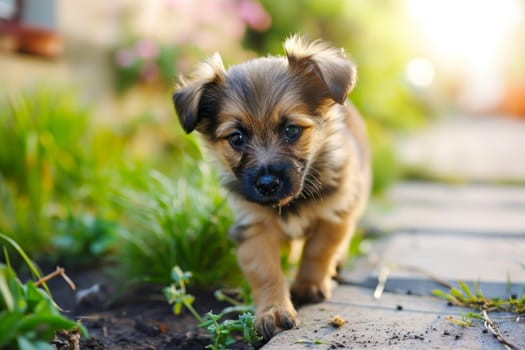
top-left (165, 266), bottom-right (262, 349)
top-left (163, 266), bottom-right (202, 322)
top-left (200, 311), bottom-right (262, 350)
top-left (433, 279), bottom-right (524, 349)
top-left (433, 280), bottom-right (525, 315)
top-left (0, 233), bottom-right (87, 350)
top-left (444, 314), bottom-right (477, 327)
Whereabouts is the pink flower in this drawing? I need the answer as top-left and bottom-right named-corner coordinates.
top-left (140, 62), bottom-right (159, 81)
top-left (237, 0), bottom-right (271, 32)
top-left (135, 39), bottom-right (159, 60)
top-left (115, 49), bottom-right (136, 68)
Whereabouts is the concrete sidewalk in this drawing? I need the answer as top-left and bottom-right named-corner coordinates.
top-left (397, 115), bottom-right (525, 182)
top-left (263, 182), bottom-right (525, 349)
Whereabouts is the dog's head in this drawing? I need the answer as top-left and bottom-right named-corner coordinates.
top-left (173, 35), bottom-right (356, 207)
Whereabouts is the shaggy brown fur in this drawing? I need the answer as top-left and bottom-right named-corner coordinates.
top-left (173, 35), bottom-right (371, 340)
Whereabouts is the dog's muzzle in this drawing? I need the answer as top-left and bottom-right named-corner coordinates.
top-left (240, 163), bottom-right (298, 206)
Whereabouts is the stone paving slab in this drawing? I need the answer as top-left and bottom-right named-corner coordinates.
top-left (365, 183), bottom-right (525, 235)
top-left (397, 115), bottom-right (525, 181)
top-left (343, 232), bottom-right (525, 297)
top-left (263, 285), bottom-right (525, 349)
top-left (366, 205), bottom-right (525, 234)
top-left (353, 232), bottom-right (525, 283)
top-left (386, 182), bottom-right (525, 207)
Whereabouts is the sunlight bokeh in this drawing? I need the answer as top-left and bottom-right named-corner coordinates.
top-left (406, 0), bottom-right (524, 112)
top-left (405, 57), bottom-right (435, 88)
top-left (406, 0), bottom-right (522, 63)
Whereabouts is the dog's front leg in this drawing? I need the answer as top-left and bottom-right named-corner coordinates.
top-left (237, 222), bottom-right (297, 339)
top-left (291, 216), bottom-right (356, 305)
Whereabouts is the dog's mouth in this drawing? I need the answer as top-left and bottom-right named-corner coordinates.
top-left (255, 193), bottom-right (296, 207)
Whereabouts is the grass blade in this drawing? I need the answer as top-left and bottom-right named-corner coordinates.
top-left (0, 233), bottom-right (44, 284)
top-left (458, 281), bottom-right (474, 300)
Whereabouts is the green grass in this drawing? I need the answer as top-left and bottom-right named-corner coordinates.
top-left (0, 89), bottom-right (121, 260)
top-left (114, 168), bottom-right (242, 287)
top-left (0, 89), bottom-right (91, 196)
top-left (0, 89), bottom-right (90, 255)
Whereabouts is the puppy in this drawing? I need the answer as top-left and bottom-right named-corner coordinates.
top-left (173, 35), bottom-right (370, 339)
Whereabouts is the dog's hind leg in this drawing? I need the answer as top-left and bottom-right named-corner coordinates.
top-left (291, 215), bottom-right (356, 305)
top-left (333, 221), bottom-right (358, 278)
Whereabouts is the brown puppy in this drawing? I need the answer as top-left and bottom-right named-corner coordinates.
top-left (173, 35), bottom-right (370, 340)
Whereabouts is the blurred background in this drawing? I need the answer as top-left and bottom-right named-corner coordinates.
top-left (1, 0), bottom-right (525, 283)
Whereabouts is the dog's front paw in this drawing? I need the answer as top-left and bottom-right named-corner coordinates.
top-left (291, 278), bottom-right (332, 306)
top-left (255, 304), bottom-right (297, 340)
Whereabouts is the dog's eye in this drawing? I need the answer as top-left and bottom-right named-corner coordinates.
top-left (284, 125), bottom-right (302, 143)
top-left (228, 132), bottom-right (245, 148)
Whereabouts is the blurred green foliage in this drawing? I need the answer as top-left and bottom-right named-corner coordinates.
top-left (0, 89), bottom-right (110, 257)
top-left (52, 214), bottom-right (118, 266)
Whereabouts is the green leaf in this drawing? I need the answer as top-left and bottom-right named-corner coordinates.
top-left (0, 234), bottom-right (42, 280)
top-left (163, 286), bottom-right (175, 303)
top-left (473, 280), bottom-right (483, 298)
top-left (0, 311), bottom-right (22, 347)
top-left (0, 233), bottom-right (48, 296)
top-left (450, 287), bottom-right (465, 302)
top-left (173, 302), bottom-right (182, 315)
top-left (18, 314), bottom-right (80, 340)
top-left (183, 294), bottom-right (195, 305)
top-left (0, 267), bottom-right (16, 312)
top-left (17, 336), bottom-right (54, 350)
top-left (0, 264), bottom-right (27, 313)
top-left (465, 312), bottom-right (483, 320)
top-left (432, 289), bottom-right (456, 304)
top-left (458, 281), bottom-right (474, 300)
top-left (171, 266), bottom-right (192, 285)
top-left (24, 283), bottom-right (52, 313)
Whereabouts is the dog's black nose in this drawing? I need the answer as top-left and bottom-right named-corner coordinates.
top-left (255, 174), bottom-right (281, 196)
top-left (240, 163), bottom-right (294, 205)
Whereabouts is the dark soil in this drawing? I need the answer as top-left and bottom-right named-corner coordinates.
top-left (42, 265), bottom-right (261, 350)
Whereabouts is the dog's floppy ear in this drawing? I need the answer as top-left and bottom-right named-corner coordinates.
top-left (284, 35), bottom-right (357, 105)
top-left (173, 53), bottom-right (225, 133)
